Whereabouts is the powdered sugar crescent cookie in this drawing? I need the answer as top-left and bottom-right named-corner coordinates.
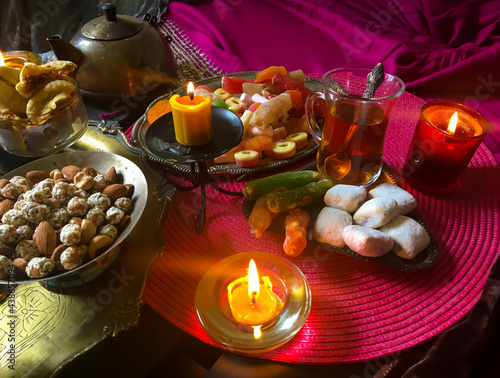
top-left (324, 184), bottom-right (367, 213)
top-left (369, 182), bottom-right (417, 215)
top-left (379, 215), bottom-right (430, 259)
top-left (312, 207), bottom-right (352, 248)
top-left (353, 197), bottom-right (399, 228)
top-left (342, 225), bottom-right (393, 257)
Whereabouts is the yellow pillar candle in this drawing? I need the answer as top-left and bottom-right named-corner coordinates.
top-left (169, 92), bottom-right (213, 146)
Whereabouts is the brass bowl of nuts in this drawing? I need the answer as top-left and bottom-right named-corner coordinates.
top-left (0, 151), bottom-right (147, 288)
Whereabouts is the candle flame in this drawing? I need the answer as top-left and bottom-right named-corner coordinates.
top-left (247, 259), bottom-right (260, 298)
top-left (253, 325), bottom-right (262, 339)
top-left (187, 81), bottom-right (195, 93)
top-left (0, 51), bottom-right (5, 66)
top-left (446, 112), bottom-right (458, 134)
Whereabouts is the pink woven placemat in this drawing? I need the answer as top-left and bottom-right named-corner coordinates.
top-left (143, 90), bottom-right (500, 364)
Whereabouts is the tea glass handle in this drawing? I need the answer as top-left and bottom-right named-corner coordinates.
top-left (305, 91), bottom-right (324, 145)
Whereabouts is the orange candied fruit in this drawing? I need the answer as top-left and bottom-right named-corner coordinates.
top-left (147, 99), bottom-right (172, 124)
top-left (255, 66), bottom-right (287, 83)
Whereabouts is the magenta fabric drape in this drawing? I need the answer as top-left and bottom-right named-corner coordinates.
top-left (167, 0), bottom-right (500, 160)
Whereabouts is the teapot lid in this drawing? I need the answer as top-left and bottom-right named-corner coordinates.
top-left (81, 3), bottom-right (143, 40)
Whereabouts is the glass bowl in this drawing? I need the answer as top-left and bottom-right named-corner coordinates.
top-left (0, 77), bottom-right (88, 157)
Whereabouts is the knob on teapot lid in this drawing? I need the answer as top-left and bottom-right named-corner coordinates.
top-left (81, 3), bottom-right (144, 40)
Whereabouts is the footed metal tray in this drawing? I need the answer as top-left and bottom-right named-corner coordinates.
top-left (131, 71), bottom-right (322, 175)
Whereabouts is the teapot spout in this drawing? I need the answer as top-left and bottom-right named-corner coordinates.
top-left (46, 35), bottom-right (83, 66)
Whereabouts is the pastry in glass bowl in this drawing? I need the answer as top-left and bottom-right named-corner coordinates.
top-left (0, 60), bottom-right (88, 157)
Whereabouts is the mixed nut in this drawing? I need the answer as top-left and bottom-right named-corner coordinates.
top-left (0, 164), bottom-right (134, 280)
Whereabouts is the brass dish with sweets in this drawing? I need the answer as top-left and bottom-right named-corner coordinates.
top-left (241, 165), bottom-right (438, 272)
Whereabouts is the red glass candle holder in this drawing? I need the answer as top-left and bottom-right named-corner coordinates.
top-left (402, 100), bottom-right (489, 195)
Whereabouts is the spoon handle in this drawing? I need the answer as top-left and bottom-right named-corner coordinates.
top-left (363, 63), bottom-right (384, 98)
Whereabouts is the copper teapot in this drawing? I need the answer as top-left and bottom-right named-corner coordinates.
top-left (47, 3), bottom-right (176, 99)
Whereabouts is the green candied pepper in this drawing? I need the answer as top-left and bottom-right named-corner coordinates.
top-left (211, 98), bottom-right (229, 109)
top-left (266, 179), bottom-right (334, 213)
top-left (242, 171), bottom-right (322, 201)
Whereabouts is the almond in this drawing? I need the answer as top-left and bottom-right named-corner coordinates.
top-left (124, 184), bottom-right (135, 198)
top-left (106, 166), bottom-right (117, 184)
top-left (61, 165), bottom-right (80, 181)
top-left (0, 199), bottom-right (15, 217)
top-left (0, 178), bottom-right (9, 189)
top-left (12, 258), bottom-right (28, 276)
top-left (51, 244), bottom-right (67, 261)
top-left (27, 170), bottom-right (50, 184)
top-left (0, 241), bottom-right (15, 257)
top-left (102, 183), bottom-right (128, 202)
top-left (118, 215), bottom-right (130, 229)
top-left (34, 221), bottom-right (57, 256)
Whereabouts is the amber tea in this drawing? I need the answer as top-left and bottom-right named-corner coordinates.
top-left (306, 68), bottom-right (404, 187)
top-left (317, 100), bottom-right (388, 186)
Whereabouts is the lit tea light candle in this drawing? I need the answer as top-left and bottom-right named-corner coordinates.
top-left (169, 81), bottom-right (213, 146)
top-left (227, 259), bottom-right (283, 339)
top-left (403, 100), bottom-right (489, 195)
top-left (0, 50), bottom-right (42, 70)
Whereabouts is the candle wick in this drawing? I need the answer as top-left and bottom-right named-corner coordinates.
top-left (189, 92), bottom-right (194, 101)
top-left (251, 291), bottom-right (257, 304)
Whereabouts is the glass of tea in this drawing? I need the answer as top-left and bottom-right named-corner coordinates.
top-left (306, 67), bottom-right (405, 187)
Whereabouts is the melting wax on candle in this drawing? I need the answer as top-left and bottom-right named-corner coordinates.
top-left (227, 260), bottom-right (283, 338)
top-left (169, 81), bottom-right (213, 146)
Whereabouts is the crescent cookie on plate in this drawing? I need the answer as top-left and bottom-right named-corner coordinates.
top-left (312, 207), bottom-right (352, 248)
top-left (342, 225), bottom-right (394, 257)
top-left (379, 215), bottom-right (430, 259)
top-left (353, 197), bottom-right (399, 229)
top-left (324, 184), bottom-right (367, 213)
top-left (369, 182), bottom-right (417, 215)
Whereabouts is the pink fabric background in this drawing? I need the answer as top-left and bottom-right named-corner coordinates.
top-left (167, 0), bottom-right (500, 160)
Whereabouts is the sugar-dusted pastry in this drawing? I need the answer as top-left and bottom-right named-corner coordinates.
top-left (342, 225), bottom-right (393, 257)
top-left (16, 61), bottom-right (77, 98)
top-left (26, 79), bottom-right (76, 119)
top-left (353, 197), bottom-right (399, 228)
top-left (369, 182), bottom-right (417, 215)
top-left (312, 207), bottom-right (352, 248)
top-left (324, 184), bottom-right (367, 213)
top-left (379, 215), bottom-right (430, 259)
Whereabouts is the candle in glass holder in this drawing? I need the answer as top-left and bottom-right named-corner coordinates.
top-left (227, 259), bottom-right (283, 339)
top-left (402, 100), bottom-right (489, 195)
top-left (169, 82), bottom-right (213, 146)
top-left (0, 50), bottom-right (42, 70)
